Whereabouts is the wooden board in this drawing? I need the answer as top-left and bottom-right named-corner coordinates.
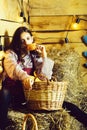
top-left (29, 0), bottom-right (87, 16)
top-left (30, 16), bottom-right (87, 31)
top-left (32, 30), bottom-right (86, 44)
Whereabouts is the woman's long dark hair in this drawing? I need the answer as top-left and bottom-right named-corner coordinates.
top-left (8, 26), bottom-right (32, 60)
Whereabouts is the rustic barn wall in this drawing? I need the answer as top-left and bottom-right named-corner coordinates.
top-left (0, 0), bottom-right (29, 46)
top-left (29, 0), bottom-right (87, 16)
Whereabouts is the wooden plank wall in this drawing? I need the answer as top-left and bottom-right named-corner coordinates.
top-left (30, 16), bottom-right (87, 44)
top-left (29, 0), bottom-right (87, 16)
top-left (28, 0), bottom-right (87, 44)
top-left (0, 0), bottom-right (29, 45)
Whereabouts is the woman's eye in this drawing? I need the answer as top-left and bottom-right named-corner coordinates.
top-left (27, 37), bottom-right (30, 40)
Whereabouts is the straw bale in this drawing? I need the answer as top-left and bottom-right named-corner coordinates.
top-left (48, 46), bottom-right (87, 110)
top-left (47, 46), bottom-right (87, 129)
top-left (6, 110), bottom-right (25, 130)
top-left (70, 116), bottom-right (86, 130)
top-left (7, 109), bottom-right (71, 130)
top-left (8, 109), bottom-right (87, 130)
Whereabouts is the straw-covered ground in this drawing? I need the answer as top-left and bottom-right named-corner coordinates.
top-left (6, 45), bottom-right (87, 130)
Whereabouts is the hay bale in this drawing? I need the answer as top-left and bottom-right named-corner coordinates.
top-left (48, 47), bottom-right (87, 110)
top-left (47, 46), bottom-right (87, 129)
top-left (6, 110), bottom-right (25, 130)
top-left (8, 109), bottom-right (71, 130)
top-left (70, 116), bottom-right (87, 130)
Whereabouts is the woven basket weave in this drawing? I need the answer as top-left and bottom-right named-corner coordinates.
top-left (24, 80), bottom-right (67, 111)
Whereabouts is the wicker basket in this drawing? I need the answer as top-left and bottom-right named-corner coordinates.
top-left (24, 80), bottom-right (67, 111)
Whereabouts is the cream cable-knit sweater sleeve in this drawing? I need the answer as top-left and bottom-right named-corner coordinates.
top-left (3, 50), bottom-right (29, 81)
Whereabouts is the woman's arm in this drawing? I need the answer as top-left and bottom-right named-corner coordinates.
top-left (4, 50), bottom-right (29, 81)
top-left (32, 47), bottom-right (54, 80)
top-left (4, 50), bottom-right (34, 90)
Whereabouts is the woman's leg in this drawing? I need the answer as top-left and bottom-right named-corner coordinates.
top-left (2, 79), bottom-right (26, 110)
top-left (63, 101), bottom-right (87, 126)
top-left (0, 89), bottom-right (11, 130)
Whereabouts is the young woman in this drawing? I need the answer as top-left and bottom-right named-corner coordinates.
top-left (2, 26), bottom-right (54, 110)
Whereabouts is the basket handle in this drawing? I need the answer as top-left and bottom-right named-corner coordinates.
top-left (22, 113), bottom-right (38, 130)
top-left (34, 71), bottom-right (50, 85)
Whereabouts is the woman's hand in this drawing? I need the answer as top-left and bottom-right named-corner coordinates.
top-left (36, 45), bottom-right (47, 58)
top-left (22, 76), bottom-right (34, 90)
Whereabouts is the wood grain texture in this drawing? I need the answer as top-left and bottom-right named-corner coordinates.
top-left (29, 0), bottom-right (87, 16)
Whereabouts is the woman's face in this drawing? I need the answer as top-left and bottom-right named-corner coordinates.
top-left (20, 32), bottom-right (33, 45)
